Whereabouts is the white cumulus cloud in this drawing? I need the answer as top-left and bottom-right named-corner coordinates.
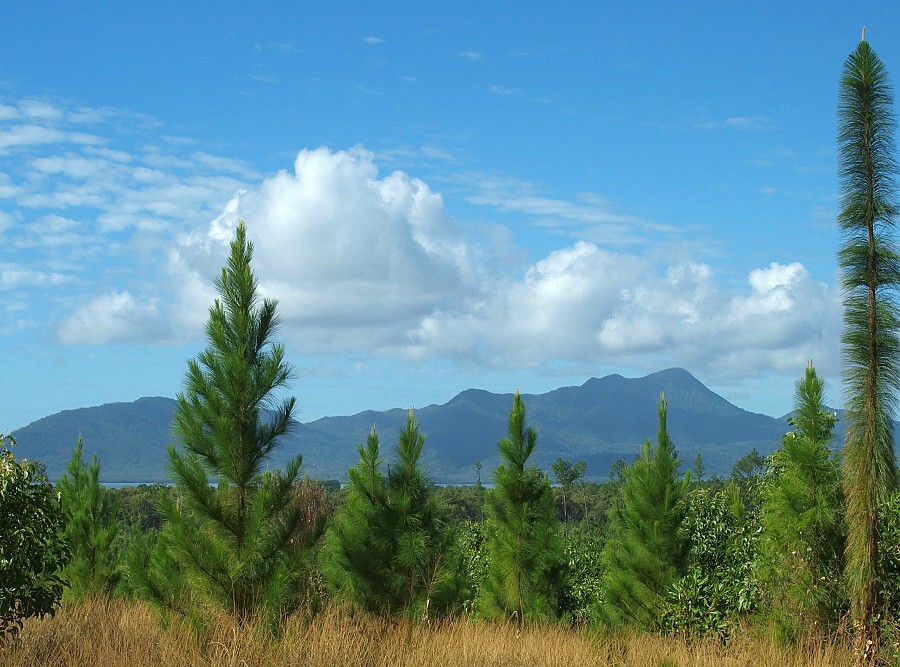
top-left (411, 245), bottom-right (839, 380)
top-left (168, 146), bottom-right (480, 352)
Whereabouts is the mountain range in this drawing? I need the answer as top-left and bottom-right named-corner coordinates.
top-left (11, 368), bottom-right (809, 484)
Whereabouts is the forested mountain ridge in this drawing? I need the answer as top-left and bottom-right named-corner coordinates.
top-left (14, 368), bottom-right (795, 483)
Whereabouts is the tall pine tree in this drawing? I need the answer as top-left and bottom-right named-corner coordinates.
top-left (838, 35), bottom-right (900, 660)
top-left (134, 221), bottom-right (308, 624)
top-left (479, 390), bottom-right (563, 621)
top-left (761, 362), bottom-right (844, 632)
top-left (58, 437), bottom-right (120, 599)
top-left (322, 426), bottom-right (392, 612)
top-left (601, 393), bottom-right (688, 629)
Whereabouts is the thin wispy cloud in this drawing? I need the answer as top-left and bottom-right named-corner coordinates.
top-left (351, 84), bottom-right (384, 96)
top-left (489, 85), bottom-right (521, 97)
top-left (249, 74), bottom-right (279, 84)
top-left (364, 36), bottom-right (386, 45)
top-left (458, 172), bottom-right (653, 241)
top-left (270, 42), bottom-right (300, 54)
top-left (253, 42), bottom-right (301, 54)
top-left (457, 50), bottom-right (482, 61)
top-left (746, 146), bottom-right (828, 173)
top-left (693, 115), bottom-right (775, 130)
top-left (0, 96), bottom-right (254, 328)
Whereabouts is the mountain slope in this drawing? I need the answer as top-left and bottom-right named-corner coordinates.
top-left (12, 368), bottom-right (791, 483)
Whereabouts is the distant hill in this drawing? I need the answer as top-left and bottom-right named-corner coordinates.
top-left (12, 368), bottom-right (793, 484)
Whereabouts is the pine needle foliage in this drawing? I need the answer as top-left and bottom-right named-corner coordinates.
top-left (125, 520), bottom-right (190, 619)
top-left (601, 393), bottom-right (689, 629)
top-left (141, 221), bottom-right (308, 624)
top-left (479, 390), bottom-right (563, 621)
top-left (322, 427), bottom-right (392, 612)
top-left (837, 38), bottom-right (900, 658)
top-left (323, 411), bottom-right (451, 617)
top-left (386, 410), bottom-right (452, 614)
top-left (57, 437), bottom-right (120, 599)
top-left (760, 362), bottom-right (844, 632)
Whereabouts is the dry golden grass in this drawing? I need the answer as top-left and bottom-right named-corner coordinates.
top-left (0, 598), bottom-right (856, 667)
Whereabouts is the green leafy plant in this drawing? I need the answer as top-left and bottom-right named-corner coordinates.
top-left (661, 484), bottom-right (761, 640)
top-left (0, 433), bottom-right (69, 638)
top-left (559, 537), bottom-right (604, 623)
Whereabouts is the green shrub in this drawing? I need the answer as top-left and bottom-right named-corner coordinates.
top-left (0, 434), bottom-right (69, 638)
top-left (661, 484), bottom-right (761, 640)
top-left (559, 537), bottom-right (604, 623)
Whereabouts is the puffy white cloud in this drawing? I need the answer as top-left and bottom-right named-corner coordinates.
top-left (47, 140), bottom-right (835, 383)
top-left (411, 246), bottom-right (839, 379)
top-left (4, 96), bottom-right (835, 385)
top-left (168, 147), bottom-right (480, 351)
top-left (594, 259), bottom-right (838, 374)
top-left (58, 291), bottom-right (170, 345)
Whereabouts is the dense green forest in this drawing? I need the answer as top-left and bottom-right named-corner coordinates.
top-left (3, 36), bottom-right (900, 667)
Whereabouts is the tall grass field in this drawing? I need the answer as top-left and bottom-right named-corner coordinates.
top-left (0, 598), bottom-right (856, 667)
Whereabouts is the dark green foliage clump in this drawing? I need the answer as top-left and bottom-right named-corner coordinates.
top-left (559, 537), bottom-right (604, 623)
top-left (837, 37), bottom-right (900, 658)
top-left (661, 482), bottom-right (760, 640)
top-left (58, 437), bottom-right (121, 599)
top-left (111, 484), bottom-right (166, 532)
top-left (878, 491), bottom-right (900, 617)
top-left (601, 394), bottom-right (689, 629)
top-left (479, 390), bottom-right (563, 621)
top-left (436, 484), bottom-right (485, 523)
top-left (129, 222), bottom-right (312, 624)
top-left (760, 363), bottom-right (844, 635)
top-left (323, 412), bottom-right (455, 617)
top-left (0, 434), bottom-right (69, 638)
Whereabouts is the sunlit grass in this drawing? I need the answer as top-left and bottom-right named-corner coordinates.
top-left (0, 598), bottom-right (857, 667)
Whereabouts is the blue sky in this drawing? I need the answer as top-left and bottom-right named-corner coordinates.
top-left (2, 2), bottom-right (898, 431)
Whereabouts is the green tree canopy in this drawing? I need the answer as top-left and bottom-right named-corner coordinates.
top-left (479, 390), bottom-right (563, 621)
top-left (601, 393), bottom-right (689, 629)
top-left (57, 436), bottom-right (120, 599)
top-left (837, 37), bottom-right (900, 660)
top-left (131, 221), bottom-right (309, 625)
top-left (760, 362), bottom-right (844, 633)
top-left (323, 411), bottom-right (454, 617)
top-left (0, 433), bottom-right (69, 638)
top-left (552, 457), bottom-right (586, 538)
